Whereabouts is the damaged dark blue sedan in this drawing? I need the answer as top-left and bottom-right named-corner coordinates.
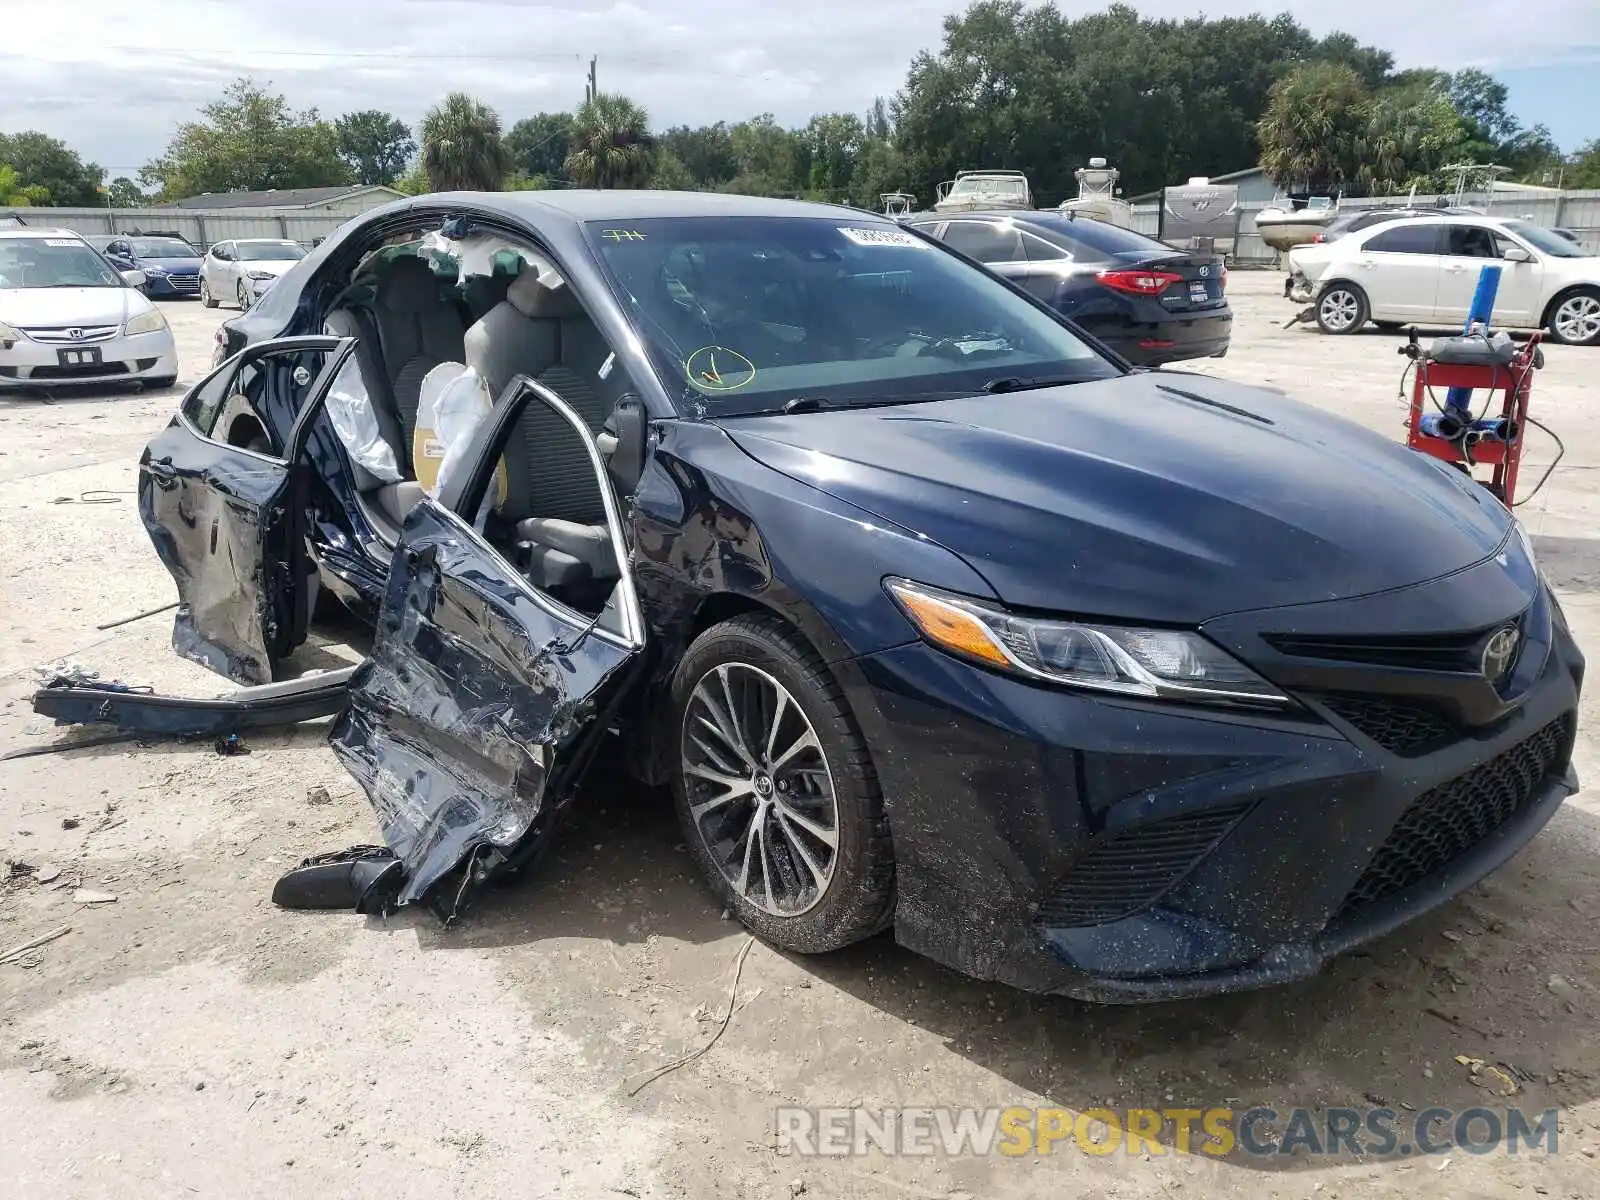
top-left (107, 191), bottom-right (1581, 1001)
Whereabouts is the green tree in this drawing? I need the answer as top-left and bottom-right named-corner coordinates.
top-left (0, 163), bottom-right (51, 206)
top-left (0, 131), bottom-right (103, 205)
top-left (802, 114), bottom-right (866, 200)
top-left (564, 93), bottom-right (654, 189)
top-left (421, 93), bottom-right (512, 191)
top-left (1256, 61), bottom-right (1370, 193)
top-left (139, 78), bottom-right (351, 200)
top-left (501, 171), bottom-right (551, 191)
top-left (1356, 82), bottom-right (1464, 194)
top-left (392, 162), bottom-right (430, 196)
top-left (505, 112), bottom-right (573, 180)
top-left (721, 114), bottom-right (801, 195)
top-left (1448, 68), bottom-right (1519, 144)
top-left (105, 176), bottom-right (146, 207)
top-left (335, 110), bottom-right (415, 185)
top-left (650, 150), bottom-right (699, 191)
top-left (657, 123), bottom-right (738, 188)
top-left (1568, 140), bottom-right (1600, 189)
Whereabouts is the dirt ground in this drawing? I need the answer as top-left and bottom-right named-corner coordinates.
top-left (3, 273), bottom-right (1599, 1199)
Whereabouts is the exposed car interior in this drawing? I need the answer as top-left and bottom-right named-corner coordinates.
top-left (314, 229), bottom-right (638, 620)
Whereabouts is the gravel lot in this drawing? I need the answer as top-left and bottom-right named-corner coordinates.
top-left (3, 274), bottom-right (1599, 1199)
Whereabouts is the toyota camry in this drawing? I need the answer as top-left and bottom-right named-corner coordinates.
top-left (78, 191), bottom-right (1580, 1001)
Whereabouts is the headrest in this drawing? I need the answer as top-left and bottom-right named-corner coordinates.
top-left (377, 255), bottom-right (443, 314)
top-left (507, 270), bottom-right (585, 320)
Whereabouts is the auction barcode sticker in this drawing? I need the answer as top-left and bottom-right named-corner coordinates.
top-left (838, 227), bottom-right (927, 248)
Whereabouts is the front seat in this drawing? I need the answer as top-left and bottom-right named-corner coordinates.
top-left (371, 256), bottom-right (467, 468)
top-left (463, 271), bottom-right (621, 587)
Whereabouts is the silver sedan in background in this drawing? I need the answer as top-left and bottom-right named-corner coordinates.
top-left (199, 238), bottom-right (307, 310)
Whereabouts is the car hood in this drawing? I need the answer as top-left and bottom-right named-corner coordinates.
top-left (719, 373), bottom-right (1513, 623)
top-left (238, 259), bottom-right (299, 277)
top-left (0, 286), bottom-right (146, 327)
top-left (139, 257), bottom-right (201, 273)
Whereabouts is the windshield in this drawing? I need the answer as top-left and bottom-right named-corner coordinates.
top-left (1503, 220), bottom-right (1587, 259)
top-left (130, 237), bottom-right (198, 259)
top-left (953, 177), bottom-right (1026, 198)
top-left (0, 238), bottom-right (123, 288)
top-left (586, 216), bottom-right (1117, 416)
top-left (236, 241), bottom-right (305, 262)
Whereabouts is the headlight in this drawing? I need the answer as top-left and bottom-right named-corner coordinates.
top-left (0, 320), bottom-right (20, 344)
top-left (124, 308), bottom-right (168, 336)
top-left (247, 270), bottom-right (275, 281)
top-left (885, 578), bottom-right (1290, 707)
top-left (143, 265), bottom-right (169, 275)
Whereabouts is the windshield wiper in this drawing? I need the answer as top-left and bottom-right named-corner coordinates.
top-left (981, 374), bottom-right (1088, 394)
top-left (781, 396), bottom-right (829, 414)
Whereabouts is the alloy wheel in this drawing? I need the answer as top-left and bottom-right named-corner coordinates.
top-left (1554, 294), bottom-right (1600, 344)
top-left (199, 278), bottom-right (210, 304)
top-left (1318, 288), bottom-right (1360, 332)
top-left (237, 280), bottom-right (250, 309)
top-left (681, 663), bottom-right (839, 917)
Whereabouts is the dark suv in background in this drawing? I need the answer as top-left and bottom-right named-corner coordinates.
top-left (906, 211), bottom-right (1231, 366)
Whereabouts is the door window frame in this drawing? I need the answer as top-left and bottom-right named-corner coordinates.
top-left (435, 375), bottom-right (647, 652)
top-left (1362, 223), bottom-right (1444, 255)
top-left (175, 335), bottom-right (356, 467)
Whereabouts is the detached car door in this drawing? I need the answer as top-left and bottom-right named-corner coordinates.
top-left (140, 335), bottom-right (356, 684)
top-left (328, 377), bottom-right (646, 920)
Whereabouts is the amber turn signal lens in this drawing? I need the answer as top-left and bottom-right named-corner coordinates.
top-left (887, 582), bottom-right (1011, 668)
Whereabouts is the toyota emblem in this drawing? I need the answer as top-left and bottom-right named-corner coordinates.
top-left (1480, 625), bottom-right (1520, 683)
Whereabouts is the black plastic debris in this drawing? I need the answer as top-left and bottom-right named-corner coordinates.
top-left (214, 734), bottom-right (250, 756)
top-left (271, 846), bottom-right (404, 913)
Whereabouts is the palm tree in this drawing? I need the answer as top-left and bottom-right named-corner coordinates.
top-left (420, 93), bottom-right (511, 191)
top-left (1256, 62), bottom-right (1368, 194)
top-left (565, 93), bottom-right (655, 189)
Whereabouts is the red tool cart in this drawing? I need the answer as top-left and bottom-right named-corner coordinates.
top-left (1404, 331), bottom-right (1544, 506)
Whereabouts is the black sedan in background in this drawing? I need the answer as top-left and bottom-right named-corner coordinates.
top-left (94, 191), bottom-right (1580, 1003)
top-left (905, 210), bottom-right (1231, 365)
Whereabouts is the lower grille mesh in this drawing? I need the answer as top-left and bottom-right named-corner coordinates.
top-left (1321, 694), bottom-right (1457, 757)
top-left (1336, 713), bottom-right (1573, 920)
top-left (1036, 802), bottom-right (1252, 927)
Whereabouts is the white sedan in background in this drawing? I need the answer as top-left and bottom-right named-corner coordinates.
top-left (0, 227), bottom-right (178, 391)
top-left (1288, 215), bottom-right (1600, 345)
top-left (199, 238), bottom-right (307, 310)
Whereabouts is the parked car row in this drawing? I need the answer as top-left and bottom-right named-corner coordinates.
top-left (1288, 213), bottom-right (1600, 345)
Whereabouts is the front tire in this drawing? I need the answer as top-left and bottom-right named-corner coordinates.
top-left (1315, 282), bottom-right (1368, 334)
top-left (670, 614), bottom-right (894, 953)
top-left (199, 277), bottom-right (218, 308)
top-left (1547, 288), bottom-right (1600, 347)
top-left (236, 280), bottom-right (251, 310)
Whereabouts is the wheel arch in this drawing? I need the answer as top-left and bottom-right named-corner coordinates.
top-left (1539, 283), bottom-right (1600, 331)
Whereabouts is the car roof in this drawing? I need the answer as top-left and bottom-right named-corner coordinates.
top-left (0, 227), bottom-right (83, 241)
top-left (454, 189), bottom-right (882, 224)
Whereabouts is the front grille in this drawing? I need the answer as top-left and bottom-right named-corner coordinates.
top-left (27, 362), bottom-right (128, 380)
top-left (20, 324), bottom-right (120, 344)
top-left (1266, 625), bottom-right (1514, 673)
top-left (1335, 713), bottom-right (1573, 920)
top-left (1322, 694), bottom-right (1456, 756)
top-left (164, 275), bottom-right (201, 294)
top-left (1036, 802), bottom-right (1253, 926)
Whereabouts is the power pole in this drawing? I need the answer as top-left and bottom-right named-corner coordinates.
top-left (585, 56), bottom-right (597, 103)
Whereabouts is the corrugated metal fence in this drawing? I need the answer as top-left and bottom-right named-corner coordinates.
top-left (0, 205), bottom-right (359, 250)
top-left (1129, 189), bottom-right (1600, 265)
top-left (9, 189), bottom-right (1600, 264)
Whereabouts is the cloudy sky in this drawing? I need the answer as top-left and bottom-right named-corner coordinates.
top-left (5, 0), bottom-right (1597, 181)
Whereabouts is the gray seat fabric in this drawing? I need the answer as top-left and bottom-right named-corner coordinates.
top-left (463, 272), bottom-right (622, 581)
top-left (372, 256), bottom-right (467, 472)
top-left (371, 480), bottom-right (426, 530)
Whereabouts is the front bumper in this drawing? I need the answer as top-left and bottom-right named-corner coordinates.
top-left (143, 272), bottom-right (201, 298)
top-left (844, 567), bottom-right (1582, 1002)
top-left (1286, 271), bottom-right (1315, 304)
top-left (0, 327), bottom-right (178, 388)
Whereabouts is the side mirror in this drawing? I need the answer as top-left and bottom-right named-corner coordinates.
top-left (120, 268), bottom-right (147, 289)
top-left (606, 397), bottom-right (648, 495)
top-left (1503, 246), bottom-right (1533, 263)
